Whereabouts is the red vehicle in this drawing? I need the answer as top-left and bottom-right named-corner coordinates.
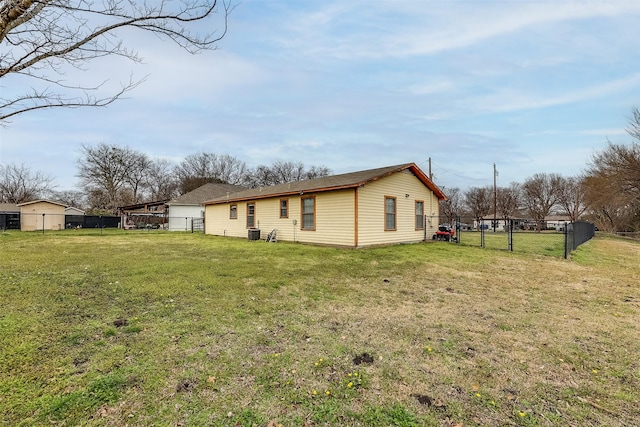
top-left (433, 224), bottom-right (456, 242)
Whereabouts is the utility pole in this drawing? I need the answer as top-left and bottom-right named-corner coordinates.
top-left (428, 157), bottom-right (432, 180)
top-left (493, 163), bottom-right (498, 232)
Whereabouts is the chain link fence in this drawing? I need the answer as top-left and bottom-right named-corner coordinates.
top-left (564, 221), bottom-right (596, 258)
top-left (8, 213), bottom-right (207, 234)
top-left (428, 216), bottom-right (595, 259)
top-left (6, 213), bottom-right (595, 251)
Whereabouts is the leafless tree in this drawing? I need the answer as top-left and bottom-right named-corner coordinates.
top-left (521, 173), bottom-right (562, 231)
top-left (584, 141), bottom-right (640, 231)
top-left (464, 186), bottom-right (492, 228)
top-left (85, 188), bottom-right (112, 215)
top-left (582, 108), bottom-right (640, 231)
top-left (1, 0), bottom-right (231, 123)
top-left (496, 183), bottom-right (521, 226)
top-left (439, 187), bottom-right (463, 225)
top-left (175, 152), bottom-right (248, 193)
top-left (50, 189), bottom-right (88, 209)
top-left (243, 160), bottom-right (332, 188)
top-left (626, 107), bottom-right (640, 141)
top-left (588, 142), bottom-right (640, 202)
top-left (76, 143), bottom-right (143, 213)
top-left (0, 162), bottom-right (54, 203)
top-left (556, 176), bottom-right (588, 222)
top-left (304, 165), bottom-right (332, 180)
top-left (583, 174), bottom-right (634, 232)
top-left (271, 160), bottom-right (306, 183)
top-left (146, 158), bottom-right (179, 201)
top-left (214, 154), bottom-right (249, 185)
top-left (244, 164), bottom-right (277, 188)
top-left (125, 151), bottom-right (152, 203)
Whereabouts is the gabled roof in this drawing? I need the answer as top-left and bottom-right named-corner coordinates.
top-left (205, 163), bottom-right (447, 205)
top-left (16, 199), bottom-right (68, 208)
top-left (168, 183), bottom-right (247, 206)
top-left (64, 206), bottom-right (86, 215)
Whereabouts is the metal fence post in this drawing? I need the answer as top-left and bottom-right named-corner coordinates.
top-left (564, 222), bottom-right (569, 259)
top-left (508, 219), bottom-right (514, 252)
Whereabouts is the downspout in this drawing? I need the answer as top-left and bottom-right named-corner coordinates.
top-left (424, 213), bottom-right (427, 242)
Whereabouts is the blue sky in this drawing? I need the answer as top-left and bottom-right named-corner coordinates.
top-left (1, 0), bottom-right (639, 193)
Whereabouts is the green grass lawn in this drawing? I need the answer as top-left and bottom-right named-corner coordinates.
top-left (1, 230), bottom-right (639, 426)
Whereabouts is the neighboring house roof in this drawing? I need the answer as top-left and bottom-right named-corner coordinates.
top-left (65, 206), bottom-right (86, 215)
top-left (16, 199), bottom-right (68, 208)
top-left (205, 163), bottom-right (447, 205)
top-left (117, 200), bottom-right (170, 211)
top-left (0, 203), bottom-right (20, 213)
top-left (545, 215), bottom-right (571, 221)
top-left (168, 183), bottom-right (247, 206)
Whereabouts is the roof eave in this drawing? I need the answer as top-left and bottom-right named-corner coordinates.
top-left (406, 163), bottom-right (448, 200)
top-left (205, 163), bottom-right (448, 205)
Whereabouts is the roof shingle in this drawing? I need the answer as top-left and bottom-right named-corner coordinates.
top-left (169, 183), bottom-right (247, 205)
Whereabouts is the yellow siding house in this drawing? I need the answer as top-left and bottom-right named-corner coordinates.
top-left (204, 163), bottom-right (447, 248)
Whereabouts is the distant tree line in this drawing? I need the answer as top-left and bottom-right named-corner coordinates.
top-left (0, 145), bottom-right (331, 214)
top-left (442, 174), bottom-right (587, 232)
top-left (440, 108), bottom-right (640, 233)
top-left (2, 108), bottom-right (639, 232)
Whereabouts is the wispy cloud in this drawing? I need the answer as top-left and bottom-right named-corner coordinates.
top-left (407, 80), bottom-right (454, 95)
top-left (275, 1), bottom-right (640, 60)
top-left (465, 73), bottom-right (640, 114)
top-left (579, 128), bottom-right (628, 137)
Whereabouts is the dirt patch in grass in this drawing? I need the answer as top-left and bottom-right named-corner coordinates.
top-left (353, 353), bottom-right (375, 365)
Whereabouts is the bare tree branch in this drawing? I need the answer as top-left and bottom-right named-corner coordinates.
top-left (556, 176), bottom-right (588, 222)
top-left (77, 143), bottom-right (145, 213)
top-left (626, 107), bottom-right (640, 142)
top-left (464, 186), bottom-right (492, 226)
top-left (0, 162), bottom-right (55, 203)
top-left (496, 183), bottom-right (521, 224)
top-left (522, 173), bottom-right (562, 231)
top-left (0, 75), bottom-right (144, 122)
top-left (585, 135), bottom-right (640, 232)
top-left (1, 0), bottom-right (232, 122)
